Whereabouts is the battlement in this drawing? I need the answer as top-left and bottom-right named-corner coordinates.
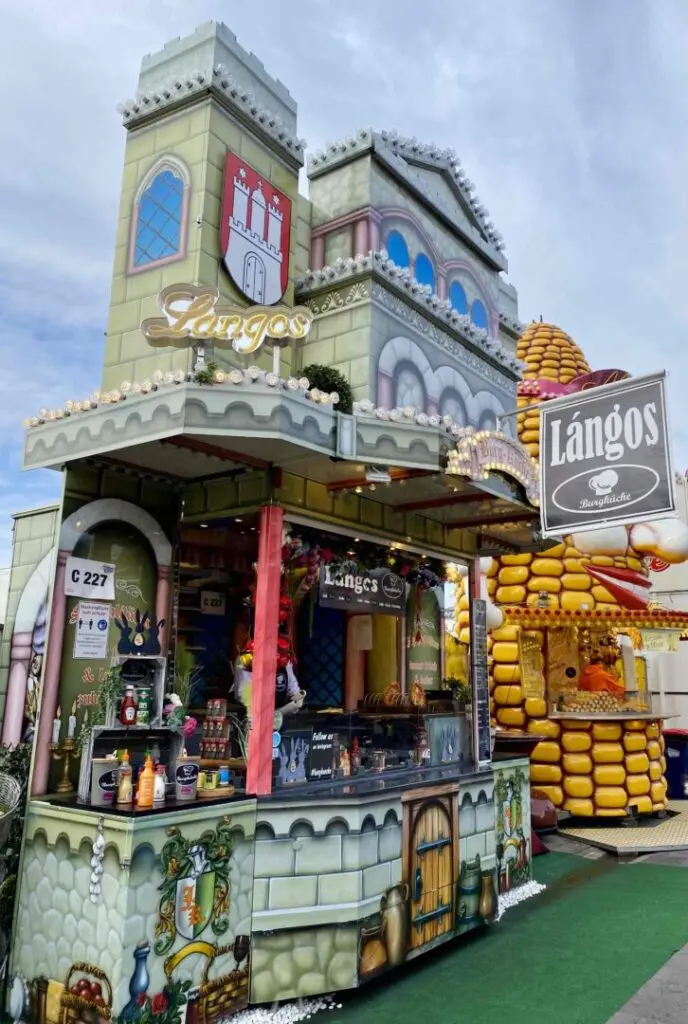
top-left (137, 21), bottom-right (297, 133)
top-left (234, 175), bottom-right (250, 196)
top-left (268, 202), bottom-right (283, 222)
top-left (229, 218), bottom-right (283, 259)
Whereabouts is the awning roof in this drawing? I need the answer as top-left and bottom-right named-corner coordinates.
top-left (23, 376), bottom-right (542, 554)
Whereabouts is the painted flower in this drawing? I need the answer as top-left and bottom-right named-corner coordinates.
top-left (167, 857), bottom-right (179, 876)
top-left (151, 992), bottom-right (168, 1015)
top-left (136, 994), bottom-right (148, 1007)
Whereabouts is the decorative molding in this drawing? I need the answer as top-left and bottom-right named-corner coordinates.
top-left (295, 251), bottom-right (523, 379)
top-left (118, 64), bottom-right (305, 167)
top-left (303, 281), bottom-right (369, 316)
top-left (499, 312), bottom-right (523, 338)
top-left (308, 128), bottom-right (505, 261)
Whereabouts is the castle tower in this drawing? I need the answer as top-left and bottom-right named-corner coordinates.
top-left (267, 197), bottom-right (283, 251)
top-left (250, 183), bottom-right (267, 241)
top-left (101, 22), bottom-right (306, 390)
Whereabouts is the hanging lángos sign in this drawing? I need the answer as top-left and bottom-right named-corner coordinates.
top-left (539, 371), bottom-right (675, 537)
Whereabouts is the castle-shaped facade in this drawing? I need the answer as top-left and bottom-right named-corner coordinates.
top-left (223, 165), bottom-right (285, 304)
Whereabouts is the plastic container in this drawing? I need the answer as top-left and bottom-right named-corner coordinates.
top-left (116, 751), bottom-right (133, 806)
top-left (175, 756), bottom-right (200, 801)
top-left (663, 729), bottom-right (688, 799)
top-left (137, 755), bottom-right (155, 809)
top-left (91, 757), bottom-right (119, 807)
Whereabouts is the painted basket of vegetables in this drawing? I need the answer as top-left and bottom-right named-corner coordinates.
top-left (59, 963), bottom-right (112, 1024)
top-left (164, 941), bottom-right (249, 1024)
top-left (0, 773), bottom-right (21, 849)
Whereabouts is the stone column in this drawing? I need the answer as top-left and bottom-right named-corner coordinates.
top-left (437, 271), bottom-right (448, 300)
top-left (310, 235), bottom-right (325, 271)
top-left (246, 505), bottom-right (283, 796)
top-left (369, 213), bottom-right (381, 252)
top-left (32, 551), bottom-right (68, 795)
top-left (1, 631), bottom-right (33, 746)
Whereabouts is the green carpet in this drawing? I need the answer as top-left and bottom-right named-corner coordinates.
top-left (332, 856), bottom-right (688, 1024)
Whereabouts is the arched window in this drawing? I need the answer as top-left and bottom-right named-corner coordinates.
top-left (128, 156), bottom-right (190, 275)
top-left (471, 299), bottom-right (489, 331)
top-left (414, 253), bottom-right (435, 292)
top-left (440, 389), bottom-right (467, 426)
top-left (394, 362), bottom-right (426, 410)
top-left (449, 281), bottom-right (468, 315)
top-left (385, 230), bottom-right (410, 268)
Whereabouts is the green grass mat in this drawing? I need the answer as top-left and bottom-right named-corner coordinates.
top-left (331, 856), bottom-right (688, 1024)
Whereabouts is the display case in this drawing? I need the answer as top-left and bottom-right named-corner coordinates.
top-left (551, 688), bottom-right (653, 719)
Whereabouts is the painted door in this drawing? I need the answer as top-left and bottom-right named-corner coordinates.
top-left (408, 799), bottom-right (455, 949)
top-left (243, 252), bottom-right (265, 302)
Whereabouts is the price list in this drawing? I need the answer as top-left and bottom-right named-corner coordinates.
top-left (470, 598), bottom-right (491, 764)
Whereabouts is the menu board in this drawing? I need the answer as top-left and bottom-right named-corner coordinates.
top-left (309, 728), bottom-right (335, 781)
top-left (470, 599), bottom-right (491, 764)
top-left (519, 633), bottom-right (545, 699)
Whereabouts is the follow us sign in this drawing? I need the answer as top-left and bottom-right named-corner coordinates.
top-left (539, 371), bottom-right (676, 537)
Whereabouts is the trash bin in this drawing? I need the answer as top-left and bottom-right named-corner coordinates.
top-left (663, 729), bottom-right (688, 800)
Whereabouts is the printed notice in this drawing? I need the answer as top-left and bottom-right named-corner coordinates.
top-left (73, 602), bottom-right (111, 660)
top-left (309, 729), bottom-right (335, 780)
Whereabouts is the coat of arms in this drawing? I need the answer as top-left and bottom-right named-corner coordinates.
top-left (155, 819), bottom-right (235, 955)
top-left (220, 151), bottom-right (292, 305)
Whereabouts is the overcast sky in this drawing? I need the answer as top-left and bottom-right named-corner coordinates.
top-left (1, 0), bottom-right (687, 564)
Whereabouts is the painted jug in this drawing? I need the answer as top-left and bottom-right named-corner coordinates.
top-left (380, 883), bottom-right (409, 967)
top-left (479, 870), bottom-right (497, 922)
top-left (458, 854), bottom-right (481, 924)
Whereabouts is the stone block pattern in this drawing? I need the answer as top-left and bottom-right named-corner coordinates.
top-left (458, 776), bottom-right (497, 874)
top-left (252, 800), bottom-right (402, 932)
top-left (250, 924), bottom-right (358, 1005)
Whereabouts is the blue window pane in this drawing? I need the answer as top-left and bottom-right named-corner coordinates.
top-left (449, 281), bottom-right (468, 314)
top-left (414, 253), bottom-right (435, 292)
top-left (386, 230), bottom-right (409, 268)
top-left (471, 299), bottom-right (489, 330)
top-left (134, 169), bottom-right (184, 267)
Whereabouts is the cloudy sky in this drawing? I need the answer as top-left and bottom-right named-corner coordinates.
top-left (1, 0), bottom-right (687, 563)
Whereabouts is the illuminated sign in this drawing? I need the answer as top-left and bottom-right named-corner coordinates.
top-left (142, 284), bottom-right (312, 356)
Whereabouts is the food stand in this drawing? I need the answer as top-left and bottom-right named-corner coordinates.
top-left (5, 22), bottom-right (549, 1019)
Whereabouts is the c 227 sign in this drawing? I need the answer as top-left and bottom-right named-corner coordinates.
top-left (539, 371), bottom-right (675, 537)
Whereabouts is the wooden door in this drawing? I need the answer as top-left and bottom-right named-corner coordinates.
top-left (402, 783), bottom-right (459, 952)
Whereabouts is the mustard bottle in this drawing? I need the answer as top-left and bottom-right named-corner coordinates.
top-left (137, 754), bottom-right (155, 809)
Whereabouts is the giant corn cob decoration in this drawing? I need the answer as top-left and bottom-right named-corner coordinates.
top-left (454, 320), bottom-right (688, 816)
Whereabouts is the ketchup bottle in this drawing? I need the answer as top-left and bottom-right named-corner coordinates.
top-left (119, 685), bottom-right (138, 726)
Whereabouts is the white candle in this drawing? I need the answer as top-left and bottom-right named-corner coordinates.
top-left (67, 700), bottom-right (77, 739)
top-left (52, 717), bottom-right (61, 744)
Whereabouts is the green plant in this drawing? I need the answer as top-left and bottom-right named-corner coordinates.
top-left (77, 664), bottom-right (123, 751)
top-left (194, 359), bottom-right (219, 386)
top-left (0, 743), bottom-right (31, 971)
top-left (301, 364), bottom-right (353, 414)
top-left (228, 712), bottom-right (249, 761)
top-left (173, 639), bottom-right (201, 709)
top-left (115, 980), bottom-right (192, 1024)
top-left (444, 677), bottom-right (472, 706)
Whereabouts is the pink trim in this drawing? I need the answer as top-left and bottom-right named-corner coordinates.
top-left (32, 552), bottom-right (68, 795)
top-left (369, 215), bottom-right (381, 252)
top-left (378, 207), bottom-right (440, 263)
top-left (353, 218), bottom-right (369, 257)
top-left (246, 505), bottom-right (283, 797)
top-left (311, 235), bottom-right (325, 271)
top-left (377, 373), bottom-right (394, 409)
top-left (310, 206), bottom-right (375, 238)
top-left (156, 565), bottom-right (171, 650)
top-left (126, 183), bottom-right (191, 278)
top-left (437, 270), bottom-right (447, 300)
top-left (1, 632), bottom-right (33, 746)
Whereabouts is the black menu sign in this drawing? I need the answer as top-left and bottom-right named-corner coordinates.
top-left (470, 599), bottom-right (491, 764)
top-left (309, 728), bottom-right (335, 781)
top-left (319, 566), bottom-right (405, 615)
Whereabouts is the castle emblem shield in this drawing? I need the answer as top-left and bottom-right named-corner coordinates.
top-left (220, 151), bottom-right (292, 305)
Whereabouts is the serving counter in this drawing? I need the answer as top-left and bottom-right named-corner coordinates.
top-left (11, 755), bottom-right (531, 1020)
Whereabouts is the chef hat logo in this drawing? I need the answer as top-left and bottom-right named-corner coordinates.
top-left (589, 469), bottom-right (618, 496)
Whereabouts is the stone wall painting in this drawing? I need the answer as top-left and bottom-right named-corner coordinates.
top-left (494, 761), bottom-right (531, 894)
top-left (11, 803), bottom-right (256, 1024)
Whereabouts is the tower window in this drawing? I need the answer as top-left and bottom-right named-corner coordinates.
top-left (449, 281), bottom-right (468, 315)
top-left (414, 253), bottom-right (435, 292)
top-left (471, 299), bottom-right (489, 331)
top-left (128, 157), bottom-right (190, 275)
top-left (385, 230), bottom-right (410, 269)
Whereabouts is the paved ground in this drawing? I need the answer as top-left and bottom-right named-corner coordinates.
top-left (547, 832), bottom-right (688, 1024)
